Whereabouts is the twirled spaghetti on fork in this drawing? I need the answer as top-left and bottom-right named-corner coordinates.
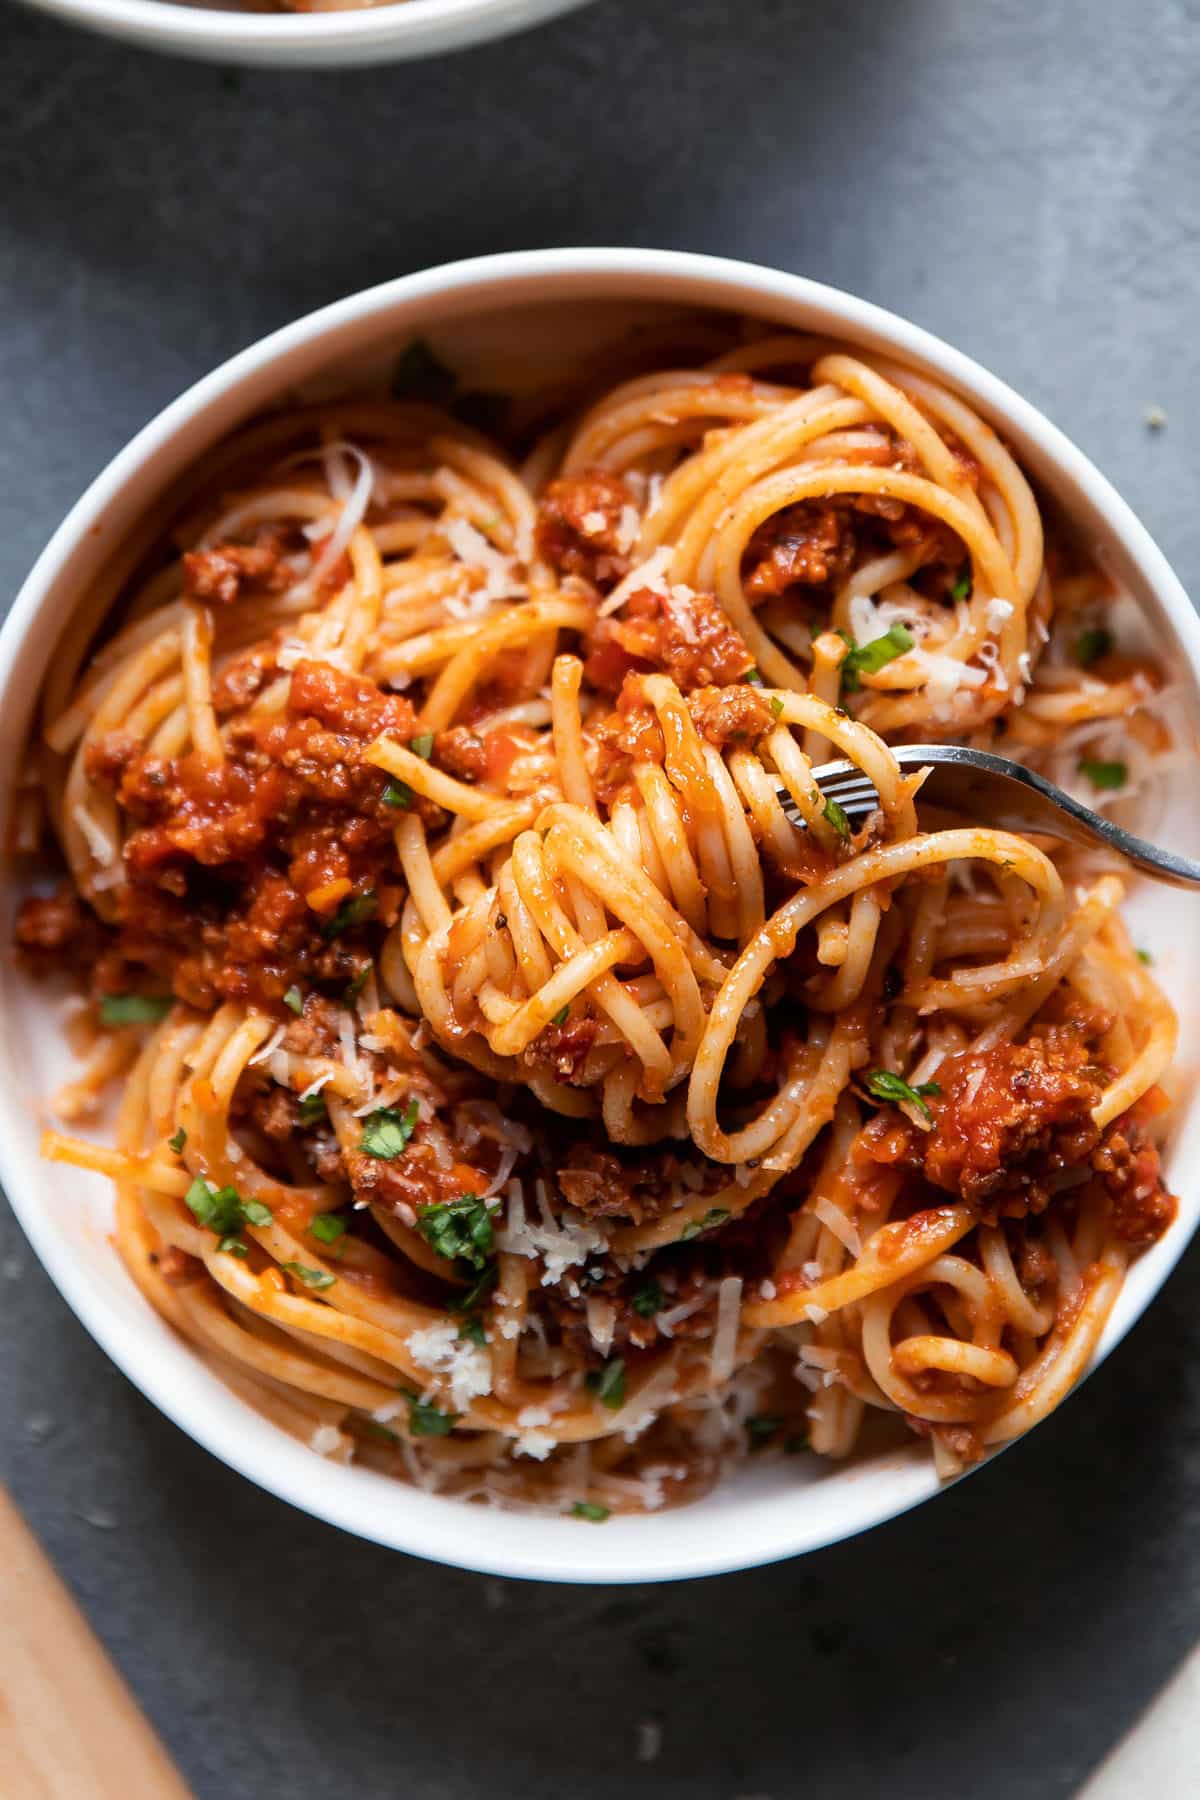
top-left (15, 327), bottom-right (1179, 1515)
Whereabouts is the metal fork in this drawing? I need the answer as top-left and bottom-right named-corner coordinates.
top-left (786, 743), bottom-right (1200, 888)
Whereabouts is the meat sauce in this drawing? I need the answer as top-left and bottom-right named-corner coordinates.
top-left (864, 1013), bottom-right (1175, 1244)
top-left (535, 469), bottom-right (636, 584)
top-left (29, 660), bottom-right (427, 1012)
top-left (584, 585), bottom-right (754, 694)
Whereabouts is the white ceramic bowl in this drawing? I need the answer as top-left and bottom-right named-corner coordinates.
top-left (17, 0), bottom-right (593, 70)
top-left (3, 249), bottom-right (1198, 1583)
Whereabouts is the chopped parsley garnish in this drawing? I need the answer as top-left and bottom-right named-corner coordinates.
top-left (382, 779), bottom-right (413, 810)
top-left (769, 695), bottom-right (785, 718)
top-left (823, 795), bottom-right (851, 840)
top-left (167, 1127), bottom-right (187, 1154)
top-left (1136, 948), bottom-right (1154, 965)
top-left (390, 338), bottom-right (456, 405)
top-left (744, 667), bottom-right (764, 686)
top-left (360, 1098), bottom-right (420, 1160)
top-left (865, 1069), bottom-right (942, 1123)
top-left (298, 1091), bottom-right (328, 1127)
top-left (746, 1414), bottom-right (782, 1451)
top-left (949, 566), bottom-right (972, 602)
top-left (551, 1004), bottom-right (570, 1027)
top-left (1079, 757), bottom-right (1127, 791)
top-left (840, 623), bottom-right (914, 692)
top-left (359, 1419), bottom-right (401, 1447)
top-left (343, 966), bottom-right (369, 1007)
top-left (454, 1261), bottom-right (498, 1314)
top-left (1075, 626), bottom-right (1114, 667)
top-left (416, 1193), bottom-right (494, 1271)
top-left (100, 993), bottom-right (172, 1027)
top-left (631, 1278), bottom-right (664, 1319)
top-left (185, 1179), bottom-right (272, 1243)
top-left (586, 1357), bottom-right (626, 1410)
top-left (408, 1395), bottom-right (459, 1437)
top-left (324, 891), bottom-right (377, 939)
top-left (680, 1207), bottom-right (730, 1241)
top-left (310, 1212), bottom-right (347, 1246)
top-left (785, 1431), bottom-right (810, 1454)
top-left (572, 1501), bottom-right (610, 1522)
top-left (409, 731), bottom-right (434, 760)
top-left (184, 1178), bottom-right (244, 1237)
top-left (283, 985), bottom-right (304, 1015)
top-left (281, 1261), bottom-right (336, 1291)
top-left (458, 1316), bottom-right (488, 1347)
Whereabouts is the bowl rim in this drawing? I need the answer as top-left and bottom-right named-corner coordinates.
top-left (4, 246), bottom-right (1198, 1584)
top-left (16, 0), bottom-right (593, 57)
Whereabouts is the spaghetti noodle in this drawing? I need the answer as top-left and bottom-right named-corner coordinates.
top-left (16, 329), bottom-right (1179, 1516)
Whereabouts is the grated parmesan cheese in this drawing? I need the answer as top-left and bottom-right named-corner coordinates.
top-left (407, 1321), bottom-right (492, 1410)
top-left (597, 545), bottom-right (674, 617)
top-left (514, 1430), bottom-right (555, 1460)
top-left (710, 1276), bottom-right (743, 1385)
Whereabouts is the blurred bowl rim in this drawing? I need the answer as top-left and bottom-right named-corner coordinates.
top-left (15, 0), bottom-right (595, 67)
top-left (3, 246), bottom-right (1198, 1583)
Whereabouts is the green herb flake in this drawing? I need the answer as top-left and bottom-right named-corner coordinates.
top-left (1079, 757), bottom-right (1127, 791)
top-left (458, 1316), bottom-right (487, 1347)
top-left (571, 1501), bottom-right (610, 1523)
top-left (785, 1431), bottom-right (810, 1454)
top-left (586, 1357), bottom-right (626, 1411)
top-left (324, 891), bottom-right (377, 939)
top-left (167, 1127), bottom-right (187, 1155)
top-left (744, 667), bottom-right (764, 687)
top-left (949, 566), bottom-right (972, 602)
top-left (408, 1396), bottom-right (459, 1437)
top-left (359, 1420), bottom-right (401, 1447)
top-left (823, 795), bottom-right (851, 840)
top-left (409, 732), bottom-right (434, 760)
top-left (454, 1261), bottom-right (498, 1314)
top-left (310, 1212), bottom-right (347, 1246)
top-left (865, 1068), bottom-right (942, 1123)
top-left (391, 339), bottom-right (456, 405)
top-left (1136, 948), bottom-right (1154, 965)
top-left (241, 1199), bottom-right (273, 1228)
top-left (218, 1234), bottom-right (248, 1258)
top-left (841, 623), bottom-right (914, 692)
top-left (381, 779), bottom-right (413, 810)
top-left (745, 1414), bottom-right (782, 1451)
top-left (184, 1178), bottom-right (243, 1237)
top-left (680, 1207), bottom-right (731, 1241)
top-left (550, 1004), bottom-right (570, 1027)
top-left (281, 1261), bottom-right (336, 1292)
top-left (99, 994), bottom-right (172, 1027)
top-left (282, 985), bottom-right (304, 1015)
top-left (343, 967), bottom-right (369, 1008)
top-left (416, 1192), bottom-right (494, 1271)
top-left (631, 1278), bottom-right (664, 1319)
top-left (360, 1098), bottom-right (420, 1161)
top-left (1074, 626), bottom-right (1114, 668)
top-left (769, 696), bottom-right (785, 718)
top-left (298, 1091), bottom-right (329, 1128)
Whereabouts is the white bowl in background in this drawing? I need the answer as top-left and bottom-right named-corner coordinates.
top-left (16, 0), bottom-right (594, 71)
top-left (2, 249), bottom-right (1198, 1583)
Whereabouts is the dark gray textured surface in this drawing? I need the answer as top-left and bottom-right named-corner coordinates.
top-left (2, 0), bottom-right (1199, 1794)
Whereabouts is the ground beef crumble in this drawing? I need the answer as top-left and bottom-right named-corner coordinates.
top-left (535, 469), bottom-right (636, 583)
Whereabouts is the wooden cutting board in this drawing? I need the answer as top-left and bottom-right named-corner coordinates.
top-left (0, 1487), bottom-right (193, 1798)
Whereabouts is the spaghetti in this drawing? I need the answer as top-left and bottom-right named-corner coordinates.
top-left (16, 330), bottom-right (1179, 1516)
